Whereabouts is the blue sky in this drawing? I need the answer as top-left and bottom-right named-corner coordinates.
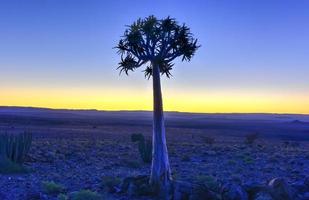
top-left (1, 0), bottom-right (309, 113)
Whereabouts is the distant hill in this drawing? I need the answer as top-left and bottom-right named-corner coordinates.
top-left (0, 106), bottom-right (309, 122)
top-left (0, 106), bottom-right (309, 140)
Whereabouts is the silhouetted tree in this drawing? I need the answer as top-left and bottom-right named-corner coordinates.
top-left (116, 15), bottom-right (200, 190)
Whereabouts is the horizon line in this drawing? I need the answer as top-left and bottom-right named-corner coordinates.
top-left (1, 105), bottom-right (309, 116)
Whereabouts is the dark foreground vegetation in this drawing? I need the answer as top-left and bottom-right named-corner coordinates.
top-left (0, 107), bottom-right (309, 199)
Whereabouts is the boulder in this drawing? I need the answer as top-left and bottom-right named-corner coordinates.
top-left (221, 183), bottom-right (248, 200)
top-left (268, 178), bottom-right (294, 200)
top-left (301, 192), bottom-right (309, 200)
top-left (292, 180), bottom-right (308, 194)
top-left (173, 180), bottom-right (219, 200)
top-left (173, 180), bottom-right (193, 200)
top-left (25, 191), bottom-right (44, 200)
top-left (243, 181), bottom-right (266, 198)
top-left (120, 175), bottom-right (155, 196)
top-left (254, 191), bottom-right (273, 200)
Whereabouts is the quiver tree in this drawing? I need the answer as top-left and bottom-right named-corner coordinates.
top-left (116, 15), bottom-right (200, 189)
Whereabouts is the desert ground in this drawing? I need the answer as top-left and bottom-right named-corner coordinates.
top-left (0, 107), bottom-right (308, 199)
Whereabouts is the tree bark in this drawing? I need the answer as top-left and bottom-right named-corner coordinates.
top-left (150, 64), bottom-right (172, 188)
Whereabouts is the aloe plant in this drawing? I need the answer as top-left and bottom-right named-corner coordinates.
top-left (116, 16), bottom-right (200, 188)
top-left (131, 133), bottom-right (152, 163)
top-left (0, 132), bottom-right (32, 164)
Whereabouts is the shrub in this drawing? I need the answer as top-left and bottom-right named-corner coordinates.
top-left (202, 136), bottom-right (215, 145)
top-left (101, 176), bottom-right (121, 193)
top-left (244, 132), bottom-right (259, 145)
top-left (242, 155), bottom-right (254, 164)
top-left (282, 141), bottom-right (300, 149)
top-left (290, 141), bottom-right (300, 148)
top-left (122, 159), bottom-right (142, 169)
top-left (42, 181), bottom-right (65, 195)
top-left (195, 175), bottom-right (220, 192)
top-left (0, 132), bottom-right (32, 173)
top-left (0, 159), bottom-right (28, 174)
top-left (283, 141), bottom-right (290, 148)
top-left (181, 154), bottom-right (191, 162)
top-left (130, 133), bottom-right (152, 163)
top-left (230, 174), bottom-right (242, 184)
top-left (71, 190), bottom-right (102, 200)
top-left (227, 159), bottom-right (236, 165)
top-left (57, 193), bottom-right (68, 200)
top-left (131, 133), bottom-right (145, 142)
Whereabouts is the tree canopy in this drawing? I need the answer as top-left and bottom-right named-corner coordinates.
top-left (116, 15), bottom-right (200, 79)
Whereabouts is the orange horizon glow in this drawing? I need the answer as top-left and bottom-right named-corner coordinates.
top-left (1, 87), bottom-right (309, 115)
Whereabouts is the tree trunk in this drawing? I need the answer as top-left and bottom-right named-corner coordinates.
top-left (150, 64), bottom-right (172, 189)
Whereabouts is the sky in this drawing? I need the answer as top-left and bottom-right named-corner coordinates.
top-left (0, 0), bottom-right (309, 114)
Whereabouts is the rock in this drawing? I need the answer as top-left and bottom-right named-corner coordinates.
top-left (243, 182), bottom-right (266, 199)
top-left (25, 191), bottom-right (42, 200)
top-left (120, 175), bottom-right (155, 196)
top-left (173, 181), bottom-right (193, 200)
top-left (192, 185), bottom-right (220, 200)
top-left (221, 183), bottom-right (248, 200)
top-left (205, 150), bottom-right (216, 156)
top-left (101, 176), bottom-right (121, 193)
top-left (173, 180), bottom-right (219, 200)
top-left (0, 192), bottom-right (6, 199)
top-left (268, 178), bottom-right (294, 200)
top-left (254, 192), bottom-right (273, 200)
top-left (196, 175), bottom-right (221, 193)
top-left (17, 177), bottom-right (26, 181)
top-left (305, 177), bottom-right (309, 189)
top-left (292, 180), bottom-right (308, 194)
top-left (301, 192), bottom-right (309, 200)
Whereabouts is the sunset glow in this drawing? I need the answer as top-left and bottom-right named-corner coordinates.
top-left (1, 0), bottom-right (308, 114)
top-left (1, 86), bottom-right (309, 114)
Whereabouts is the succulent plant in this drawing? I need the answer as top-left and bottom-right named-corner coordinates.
top-left (42, 181), bottom-right (65, 195)
top-left (131, 133), bottom-right (152, 163)
top-left (71, 190), bottom-right (102, 200)
top-left (0, 131), bottom-right (32, 165)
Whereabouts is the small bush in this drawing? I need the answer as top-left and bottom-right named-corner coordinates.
top-left (230, 174), bottom-right (242, 184)
top-left (101, 176), bottom-right (121, 193)
top-left (130, 133), bottom-right (152, 163)
top-left (122, 159), bottom-right (142, 168)
top-left (42, 181), bottom-right (65, 195)
top-left (242, 155), bottom-right (254, 164)
top-left (244, 132), bottom-right (259, 145)
top-left (195, 175), bottom-right (220, 192)
top-left (227, 159), bottom-right (236, 165)
top-left (283, 141), bottom-right (290, 148)
top-left (181, 155), bottom-right (191, 162)
top-left (172, 170), bottom-right (179, 180)
top-left (282, 141), bottom-right (300, 149)
top-left (290, 141), bottom-right (300, 148)
top-left (131, 133), bottom-right (144, 142)
top-left (202, 136), bottom-right (215, 145)
top-left (0, 159), bottom-right (28, 174)
top-left (71, 190), bottom-right (102, 200)
top-left (57, 193), bottom-right (68, 200)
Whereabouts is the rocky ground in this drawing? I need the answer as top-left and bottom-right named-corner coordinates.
top-left (0, 124), bottom-right (309, 200)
